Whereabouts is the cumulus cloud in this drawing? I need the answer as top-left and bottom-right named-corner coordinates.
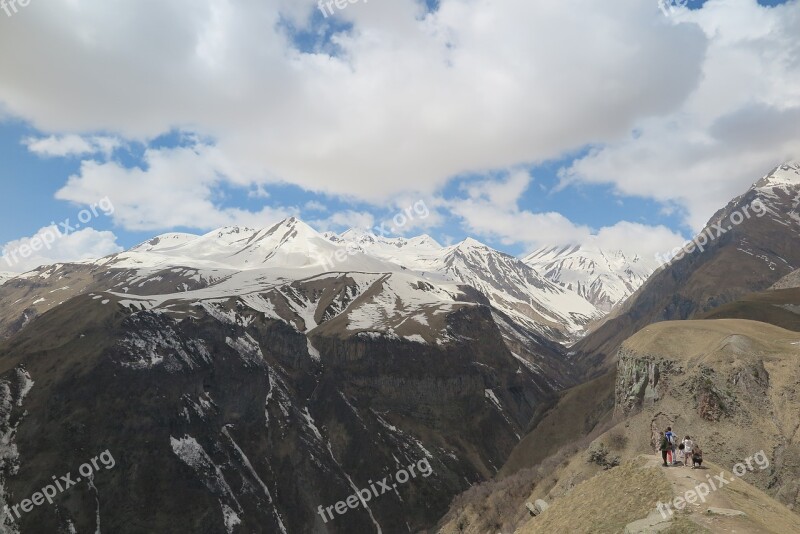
top-left (311, 210), bottom-right (376, 232)
top-left (448, 173), bottom-right (686, 259)
top-left (0, 0), bottom-right (796, 241)
top-left (562, 0), bottom-right (800, 230)
top-left (1, 226), bottom-right (123, 273)
top-left (24, 135), bottom-right (121, 158)
top-left (0, 0), bottom-right (704, 204)
top-left (54, 144), bottom-right (295, 231)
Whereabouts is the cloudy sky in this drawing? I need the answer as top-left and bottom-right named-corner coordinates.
top-left (0, 0), bottom-right (798, 272)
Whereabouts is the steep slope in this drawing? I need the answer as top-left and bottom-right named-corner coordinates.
top-left (438, 318), bottom-right (800, 533)
top-left (0, 272), bottom-right (566, 533)
top-left (772, 267), bottom-right (800, 289)
top-left (614, 319), bottom-right (800, 510)
top-left (332, 231), bottom-right (602, 342)
top-left (573, 161), bottom-right (800, 376)
top-left (524, 243), bottom-right (656, 313)
top-left (698, 286), bottom-right (800, 332)
top-left (0, 220), bottom-right (587, 532)
top-left (432, 239), bottom-right (601, 343)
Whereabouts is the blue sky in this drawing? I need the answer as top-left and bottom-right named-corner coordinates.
top-left (0, 0), bottom-right (798, 271)
top-left (0, 122), bottom-right (688, 256)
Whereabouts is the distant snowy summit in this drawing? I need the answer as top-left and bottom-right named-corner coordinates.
top-left (524, 243), bottom-right (657, 313)
top-left (754, 161), bottom-right (800, 191)
top-left (85, 218), bottom-right (612, 341)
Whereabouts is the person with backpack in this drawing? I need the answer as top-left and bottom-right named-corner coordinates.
top-left (665, 427), bottom-right (677, 464)
top-left (683, 436), bottom-right (694, 467)
top-left (659, 432), bottom-right (670, 467)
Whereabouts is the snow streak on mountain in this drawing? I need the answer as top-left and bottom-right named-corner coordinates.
top-left (524, 244), bottom-right (656, 313)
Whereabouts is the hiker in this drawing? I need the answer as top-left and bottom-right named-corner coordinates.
top-left (691, 443), bottom-right (703, 469)
top-left (665, 427), bottom-right (677, 464)
top-left (659, 432), bottom-right (670, 467)
top-left (683, 436), bottom-right (694, 467)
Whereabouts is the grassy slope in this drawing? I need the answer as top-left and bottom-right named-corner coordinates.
top-left (498, 371), bottom-right (615, 476)
top-left (698, 287), bottom-right (800, 332)
top-left (518, 459), bottom-right (672, 534)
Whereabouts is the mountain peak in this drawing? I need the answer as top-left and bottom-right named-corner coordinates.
top-left (524, 242), bottom-right (657, 313)
top-left (455, 237), bottom-right (489, 250)
top-left (204, 225), bottom-right (258, 241)
top-left (754, 161), bottom-right (800, 190)
top-left (130, 232), bottom-right (200, 252)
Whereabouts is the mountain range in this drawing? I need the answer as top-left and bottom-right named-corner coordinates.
top-left (0, 162), bottom-right (798, 532)
top-left (438, 162), bottom-right (800, 533)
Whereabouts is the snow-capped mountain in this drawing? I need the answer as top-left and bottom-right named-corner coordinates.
top-left (110, 217), bottom-right (393, 275)
top-left (431, 238), bottom-right (600, 341)
top-left (754, 160), bottom-right (800, 191)
top-left (0, 224), bottom-right (578, 533)
top-left (524, 244), bottom-right (657, 313)
top-left (0, 272), bottom-right (14, 286)
top-left (330, 231), bottom-right (602, 341)
top-left (573, 160), bottom-right (800, 376)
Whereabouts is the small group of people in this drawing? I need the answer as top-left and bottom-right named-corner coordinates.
top-left (659, 427), bottom-right (703, 468)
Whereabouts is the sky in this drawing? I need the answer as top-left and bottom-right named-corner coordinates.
top-left (0, 0), bottom-right (798, 273)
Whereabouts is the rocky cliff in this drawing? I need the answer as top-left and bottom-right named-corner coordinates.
top-left (613, 319), bottom-right (800, 509)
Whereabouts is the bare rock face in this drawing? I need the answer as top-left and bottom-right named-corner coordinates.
top-left (0, 283), bottom-right (569, 533)
top-left (614, 350), bottom-right (667, 417)
top-left (611, 320), bottom-right (800, 511)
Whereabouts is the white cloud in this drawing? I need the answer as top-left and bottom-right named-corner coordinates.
top-left (562, 0), bottom-right (800, 230)
top-left (54, 144), bottom-right (295, 231)
top-left (1, 226), bottom-right (123, 273)
top-left (589, 222), bottom-right (687, 263)
top-left (24, 135), bottom-right (121, 158)
top-left (311, 210), bottom-right (375, 232)
top-left (449, 173), bottom-right (686, 259)
top-left (303, 200), bottom-right (327, 212)
top-left (0, 0), bottom-right (705, 204)
top-left (0, 0), bottom-right (796, 239)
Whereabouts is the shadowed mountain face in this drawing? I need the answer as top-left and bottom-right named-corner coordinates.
top-left (0, 263), bottom-right (572, 532)
top-left (574, 162), bottom-right (800, 377)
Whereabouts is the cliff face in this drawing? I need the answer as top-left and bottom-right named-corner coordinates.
top-left (615, 350), bottom-right (665, 418)
top-left (612, 319), bottom-right (800, 510)
top-left (0, 291), bottom-right (557, 533)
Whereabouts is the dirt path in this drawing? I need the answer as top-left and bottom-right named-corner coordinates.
top-left (632, 454), bottom-right (799, 533)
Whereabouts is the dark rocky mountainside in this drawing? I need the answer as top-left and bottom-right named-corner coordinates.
top-left (573, 162), bottom-right (800, 377)
top-left (0, 266), bottom-right (571, 533)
